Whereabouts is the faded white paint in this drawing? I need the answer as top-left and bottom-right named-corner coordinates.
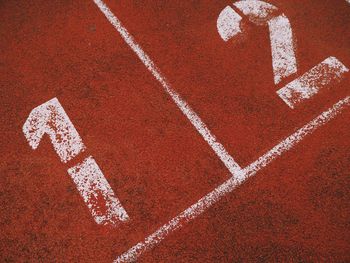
top-left (277, 57), bottom-right (349, 108)
top-left (68, 156), bottom-right (129, 225)
top-left (268, 15), bottom-right (297, 84)
top-left (92, 0), bottom-right (350, 260)
top-left (24, 98), bottom-right (128, 225)
top-left (233, 0), bottom-right (277, 24)
top-left (23, 98), bottom-right (85, 163)
top-left (217, 6), bottom-right (242, 41)
top-left (93, 0), bottom-right (244, 180)
top-left (218, 1), bottom-right (297, 85)
top-left (115, 96), bottom-right (350, 262)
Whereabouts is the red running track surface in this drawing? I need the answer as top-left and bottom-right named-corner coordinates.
top-left (1, 0), bottom-right (350, 262)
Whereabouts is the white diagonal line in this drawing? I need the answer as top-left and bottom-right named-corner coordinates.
top-left (115, 97), bottom-right (350, 262)
top-left (91, 0), bottom-right (350, 261)
top-left (93, 0), bottom-right (243, 179)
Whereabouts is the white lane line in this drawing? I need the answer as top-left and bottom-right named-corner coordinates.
top-left (243, 96), bottom-right (350, 175)
top-left (115, 96), bottom-right (350, 262)
top-left (92, 0), bottom-right (243, 179)
top-left (92, 0), bottom-right (350, 260)
top-left (277, 57), bottom-right (349, 108)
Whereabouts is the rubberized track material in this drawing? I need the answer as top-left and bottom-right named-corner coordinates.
top-left (1, 1), bottom-right (350, 262)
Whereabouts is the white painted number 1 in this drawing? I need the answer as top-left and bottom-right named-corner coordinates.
top-left (23, 98), bottom-right (128, 226)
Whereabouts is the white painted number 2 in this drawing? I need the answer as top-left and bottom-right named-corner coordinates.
top-left (217, 0), bottom-right (349, 108)
top-left (23, 98), bottom-right (128, 226)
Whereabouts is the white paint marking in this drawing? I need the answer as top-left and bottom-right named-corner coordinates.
top-left (277, 57), bottom-right (349, 108)
top-left (244, 96), bottom-right (350, 174)
top-left (233, 0), bottom-right (277, 24)
top-left (268, 15), bottom-right (297, 84)
top-left (93, 0), bottom-right (243, 179)
top-left (68, 156), bottom-right (129, 225)
top-left (217, 6), bottom-right (242, 41)
top-left (219, 1), bottom-right (297, 85)
top-left (92, 0), bottom-right (350, 259)
top-left (234, 1), bottom-right (297, 84)
top-left (23, 97), bottom-right (85, 163)
top-left (115, 96), bottom-right (350, 262)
